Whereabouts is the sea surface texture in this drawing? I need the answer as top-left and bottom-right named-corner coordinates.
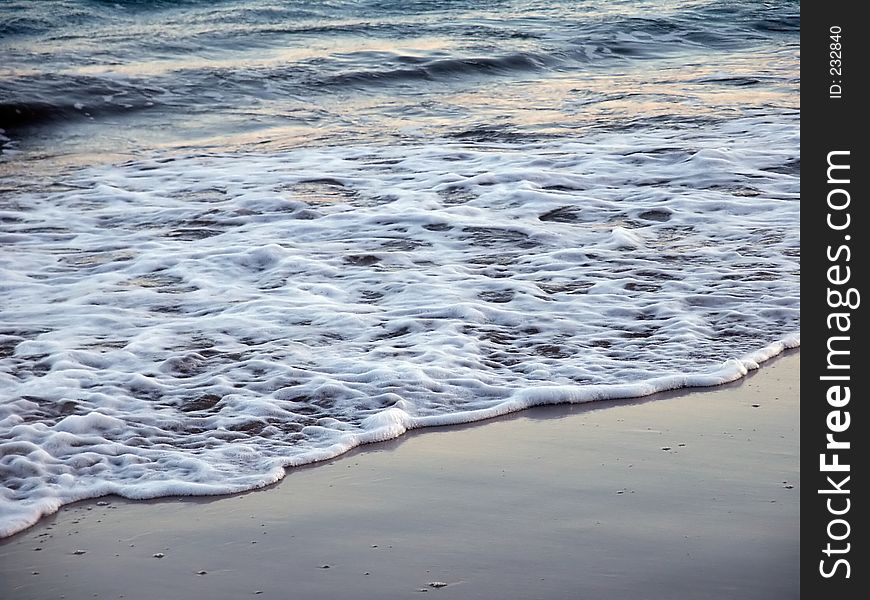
top-left (0, 0), bottom-right (799, 537)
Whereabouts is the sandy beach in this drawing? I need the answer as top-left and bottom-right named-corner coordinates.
top-left (0, 351), bottom-right (799, 599)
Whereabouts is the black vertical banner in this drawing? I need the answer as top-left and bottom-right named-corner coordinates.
top-left (803, 1), bottom-right (865, 597)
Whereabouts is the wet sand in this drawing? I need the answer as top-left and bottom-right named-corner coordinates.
top-left (0, 351), bottom-right (799, 600)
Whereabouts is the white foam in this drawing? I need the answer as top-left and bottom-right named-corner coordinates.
top-left (0, 114), bottom-right (799, 537)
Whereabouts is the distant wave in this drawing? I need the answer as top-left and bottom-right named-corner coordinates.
top-left (0, 75), bottom-right (163, 131)
top-left (0, 1), bottom-right (798, 135)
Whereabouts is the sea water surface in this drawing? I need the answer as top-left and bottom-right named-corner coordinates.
top-left (0, 0), bottom-right (799, 537)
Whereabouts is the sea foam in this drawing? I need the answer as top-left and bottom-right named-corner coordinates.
top-left (0, 114), bottom-right (798, 537)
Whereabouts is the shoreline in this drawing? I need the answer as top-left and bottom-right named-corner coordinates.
top-left (1, 350), bottom-right (799, 599)
top-left (0, 336), bottom-right (799, 540)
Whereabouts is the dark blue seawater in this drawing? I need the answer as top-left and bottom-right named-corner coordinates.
top-left (0, 0), bottom-right (799, 537)
top-left (1, 0), bottom-right (798, 166)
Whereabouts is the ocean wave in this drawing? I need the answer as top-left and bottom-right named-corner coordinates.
top-left (0, 113), bottom-right (799, 537)
top-left (0, 0), bottom-right (798, 137)
top-left (314, 52), bottom-right (555, 88)
top-left (0, 74), bottom-right (165, 131)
